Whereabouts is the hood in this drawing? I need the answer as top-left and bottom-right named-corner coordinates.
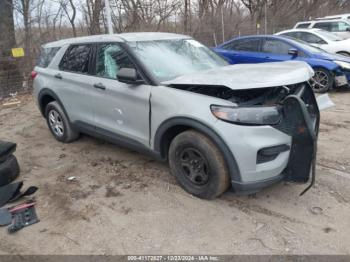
top-left (162, 61), bottom-right (314, 90)
top-left (314, 51), bottom-right (350, 63)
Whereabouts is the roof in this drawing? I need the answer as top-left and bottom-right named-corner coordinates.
top-left (276, 28), bottom-right (323, 34)
top-left (296, 18), bottom-right (350, 24)
top-left (317, 13), bottom-right (350, 20)
top-left (44, 32), bottom-right (190, 48)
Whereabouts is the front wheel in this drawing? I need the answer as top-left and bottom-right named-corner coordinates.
top-left (310, 68), bottom-right (334, 93)
top-left (168, 130), bottom-right (230, 199)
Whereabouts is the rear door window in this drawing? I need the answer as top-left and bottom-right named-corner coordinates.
top-left (37, 47), bottom-right (60, 68)
top-left (224, 38), bottom-right (261, 52)
top-left (296, 23), bottom-right (311, 28)
top-left (313, 22), bottom-right (331, 31)
top-left (96, 43), bottom-right (136, 79)
top-left (59, 44), bottom-right (92, 74)
top-left (261, 39), bottom-right (292, 55)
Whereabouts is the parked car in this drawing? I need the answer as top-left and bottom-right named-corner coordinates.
top-left (294, 19), bottom-right (350, 39)
top-left (276, 28), bottom-right (350, 56)
top-left (213, 35), bottom-right (350, 93)
top-left (33, 33), bottom-right (319, 199)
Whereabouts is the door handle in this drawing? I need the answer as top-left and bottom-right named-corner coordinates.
top-left (93, 83), bottom-right (106, 90)
top-left (54, 73), bottom-right (62, 79)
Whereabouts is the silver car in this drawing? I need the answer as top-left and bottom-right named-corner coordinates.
top-left (32, 33), bottom-right (320, 199)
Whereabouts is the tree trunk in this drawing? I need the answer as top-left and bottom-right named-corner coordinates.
top-left (90, 0), bottom-right (102, 35)
top-left (0, 0), bottom-right (16, 56)
top-left (0, 0), bottom-right (23, 98)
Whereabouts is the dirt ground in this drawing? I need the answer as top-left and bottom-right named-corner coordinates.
top-left (0, 91), bottom-right (350, 255)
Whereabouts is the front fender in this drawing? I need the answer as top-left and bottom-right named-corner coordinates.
top-left (154, 117), bottom-right (242, 184)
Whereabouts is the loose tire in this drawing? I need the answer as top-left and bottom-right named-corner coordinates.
top-left (45, 101), bottom-right (79, 143)
top-left (168, 130), bottom-right (230, 199)
top-left (310, 68), bottom-right (334, 93)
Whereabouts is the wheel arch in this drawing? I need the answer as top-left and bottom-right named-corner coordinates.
top-left (310, 60), bottom-right (338, 72)
top-left (38, 89), bottom-right (70, 121)
top-left (336, 51), bottom-right (350, 56)
top-left (154, 117), bottom-right (242, 183)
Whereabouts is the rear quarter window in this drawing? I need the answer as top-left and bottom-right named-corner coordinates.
top-left (280, 32), bottom-right (299, 39)
top-left (37, 47), bottom-right (61, 68)
top-left (296, 23), bottom-right (311, 28)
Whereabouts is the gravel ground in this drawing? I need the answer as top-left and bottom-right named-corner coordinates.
top-left (0, 91), bottom-right (350, 255)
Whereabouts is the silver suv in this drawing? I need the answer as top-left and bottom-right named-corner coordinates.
top-left (33, 33), bottom-right (320, 199)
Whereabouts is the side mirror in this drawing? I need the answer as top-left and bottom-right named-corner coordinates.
top-left (117, 68), bottom-right (144, 85)
top-left (288, 48), bottom-right (298, 56)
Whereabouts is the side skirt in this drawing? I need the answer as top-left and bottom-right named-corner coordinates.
top-left (72, 121), bottom-right (164, 161)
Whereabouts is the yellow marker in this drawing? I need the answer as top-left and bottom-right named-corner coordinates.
top-left (11, 48), bottom-right (25, 58)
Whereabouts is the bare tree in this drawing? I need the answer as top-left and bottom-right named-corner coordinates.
top-left (59, 0), bottom-right (77, 36)
top-left (84, 0), bottom-right (103, 34)
top-left (13, 0), bottom-right (36, 67)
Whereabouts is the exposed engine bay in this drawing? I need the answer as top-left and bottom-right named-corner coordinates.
top-left (168, 84), bottom-right (303, 106)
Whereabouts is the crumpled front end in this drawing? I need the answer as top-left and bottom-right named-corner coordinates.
top-left (205, 82), bottom-right (320, 195)
top-left (276, 82), bottom-right (320, 192)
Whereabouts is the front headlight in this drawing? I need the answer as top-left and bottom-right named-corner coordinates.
top-left (211, 105), bottom-right (282, 125)
top-left (334, 60), bottom-right (350, 70)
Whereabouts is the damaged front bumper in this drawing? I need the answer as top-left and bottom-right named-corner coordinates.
top-left (230, 83), bottom-right (320, 195)
top-left (277, 83), bottom-right (320, 194)
top-left (334, 69), bottom-right (350, 87)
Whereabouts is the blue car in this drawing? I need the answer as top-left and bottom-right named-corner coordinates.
top-left (213, 35), bottom-right (350, 93)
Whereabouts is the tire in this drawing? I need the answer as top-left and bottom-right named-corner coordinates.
top-left (168, 130), bottom-right (230, 199)
top-left (337, 51), bottom-right (350, 57)
top-left (0, 141), bottom-right (16, 163)
top-left (310, 67), bottom-right (334, 93)
top-left (45, 101), bottom-right (79, 143)
top-left (0, 155), bottom-right (20, 187)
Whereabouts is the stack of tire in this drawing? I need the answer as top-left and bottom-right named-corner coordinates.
top-left (0, 141), bottom-right (20, 187)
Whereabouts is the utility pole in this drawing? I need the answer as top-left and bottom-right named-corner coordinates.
top-left (221, 6), bottom-right (225, 43)
top-left (104, 0), bottom-right (113, 34)
top-left (264, 1), bottom-right (267, 34)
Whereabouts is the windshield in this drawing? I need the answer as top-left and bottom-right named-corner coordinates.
top-left (316, 30), bottom-right (343, 41)
top-left (127, 39), bottom-right (228, 82)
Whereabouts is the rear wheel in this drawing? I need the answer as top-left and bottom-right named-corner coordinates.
top-left (45, 101), bottom-right (79, 143)
top-left (310, 68), bottom-right (333, 93)
top-left (168, 130), bottom-right (230, 199)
